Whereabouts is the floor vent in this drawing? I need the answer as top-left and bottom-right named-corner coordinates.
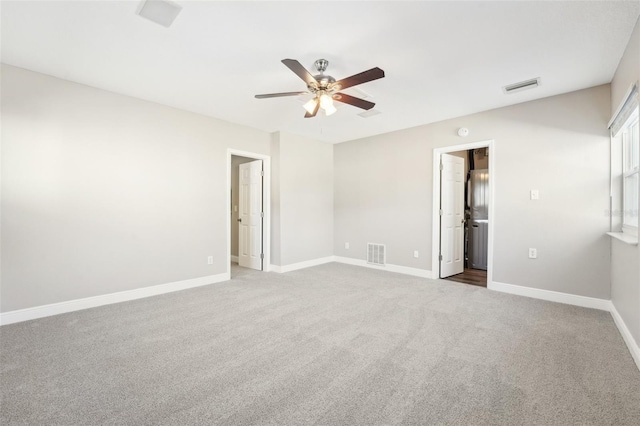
top-left (367, 243), bottom-right (386, 265)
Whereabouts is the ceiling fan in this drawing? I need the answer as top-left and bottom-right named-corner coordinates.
top-left (255, 59), bottom-right (385, 118)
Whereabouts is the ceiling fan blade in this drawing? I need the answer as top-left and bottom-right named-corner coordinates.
top-left (304, 100), bottom-right (320, 118)
top-left (282, 59), bottom-right (318, 87)
top-left (332, 67), bottom-right (385, 91)
top-left (333, 93), bottom-right (375, 110)
top-left (255, 91), bottom-right (307, 99)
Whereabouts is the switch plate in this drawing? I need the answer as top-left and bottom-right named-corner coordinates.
top-left (530, 190), bottom-right (539, 200)
top-left (414, 250), bottom-right (419, 258)
top-left (345, 242), bottom-right (350, 249)
top-left (528, 248), bottom-right (537, 259)
top-left (207, 256), bottom-right (213, 265)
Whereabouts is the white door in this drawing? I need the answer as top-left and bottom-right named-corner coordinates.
top-left (238, 160), bottom-right (263, 270)
top-left (440, 153), bottom-right (465, 278)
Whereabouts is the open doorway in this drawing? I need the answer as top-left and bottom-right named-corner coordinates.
top-left (227, 149), bottom-right (271, 279)
top-left (432, 140), bottom-right (494, 288)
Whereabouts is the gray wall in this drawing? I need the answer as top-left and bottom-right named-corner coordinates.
top-left (610, 17), bottom-right (640, 346)
top-left (270, 134), bottom-right (282, 266)
top-left (1, 65), bottom-right (274, 312)
top-left (271, 132), bottom-right (333, 266)
top-left (1, 65), bottom-right (339, 312)
top-left (334, 84), bottom-right (612, 299)
top-left (230, 155), bottom-right (255, 258)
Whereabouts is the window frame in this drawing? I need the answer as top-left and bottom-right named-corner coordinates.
top-left (621, 109), bottom-right (639, 236)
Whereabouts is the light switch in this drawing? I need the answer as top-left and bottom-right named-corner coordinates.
top-left (530, 190), bottom-right (539, 200)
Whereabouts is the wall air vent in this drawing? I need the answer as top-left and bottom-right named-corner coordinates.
top-left (367, 243), bottom-right (386, 266)
top-left (137, 0), bottom-right (183, 28)
top-left (503, 77), bottom-right (541, 94)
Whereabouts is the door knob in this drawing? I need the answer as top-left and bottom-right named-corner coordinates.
top-left (237, 218), bottom-right (242, 222)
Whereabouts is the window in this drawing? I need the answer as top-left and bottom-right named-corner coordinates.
top-left (622, 110), bottom-right (639, 233)
top-left (610, 83), bottom-right (639, 238)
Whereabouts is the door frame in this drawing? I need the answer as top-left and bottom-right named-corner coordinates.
top-left (227, 149), bottom-right (271, 274)
top-left (431, 140), bottom-right (495, 285)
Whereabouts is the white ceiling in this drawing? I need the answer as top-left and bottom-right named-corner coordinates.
top-left (2, 1), bottom-right (639, 143)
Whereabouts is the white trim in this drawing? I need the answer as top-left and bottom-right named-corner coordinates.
top-left (488, 281), bottom-right (610, 311)
top-left (0, 273), bottom-right (229, 326)
top-left (269, 255), bottom-right (433, 278)
top-left (609, 302), bottom-right (640, 371)
top-left (271, 256), bottom-right (335, 273)
top-left (607, 232), bottom-right (639, 245)
top-left (488, 280), bottom-right (639, 371)
top-left (334, 256), bottom-right (432, 279)
top-left (432, 140), bottom-right (495, 283)
top-left (230, 255), bottom-right (239, 263)
top-left (227, 149), bottom-right (271, 274)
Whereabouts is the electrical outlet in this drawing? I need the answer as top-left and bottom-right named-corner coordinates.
top-left (207, 256), bottom-right (213, 265)
top-left (345, 242), bottom-right (350, 249)
top-left (414, 250), bottom-right (419, 258)
top-left (528, 248), bottom-right (537, 259)
top-left (530, 190), bottom-right (539, 200)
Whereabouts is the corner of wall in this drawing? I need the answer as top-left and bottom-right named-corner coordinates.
top-left (270, 132), bottom-right (282, 266)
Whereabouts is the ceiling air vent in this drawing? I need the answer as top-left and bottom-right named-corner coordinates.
top-left (137, 0), bottom-right (183, 28)
top-left (503, 77), bottom-right (540, 94)
top-left (358, 109), bottom-right (381, 118)
top-left (367, 243), bottom-right (386, 266)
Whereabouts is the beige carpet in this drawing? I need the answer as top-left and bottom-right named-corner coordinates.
top-left (1, 262), bottom-right (639, 425)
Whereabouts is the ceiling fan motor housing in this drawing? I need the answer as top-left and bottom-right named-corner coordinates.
top-left (310, 75), bottom-right (336, 92)
top-left (308, 59), bottom-right (337, 93)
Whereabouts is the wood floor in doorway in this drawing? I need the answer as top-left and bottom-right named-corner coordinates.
top-left (445, 268), bottom-right (487, 287)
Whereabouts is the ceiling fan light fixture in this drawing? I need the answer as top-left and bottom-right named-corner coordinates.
top-left (324, 103), bottom-right (337, 116)
top-left (303, 98), bottom-right (318, 114)
top-left (319, 92), bottom-right (333, 109)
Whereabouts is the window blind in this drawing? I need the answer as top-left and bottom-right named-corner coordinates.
top-left (609, 83), bottom-right (639, 137)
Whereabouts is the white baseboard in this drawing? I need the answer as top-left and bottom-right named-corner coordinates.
top-left (270, 256), bottom-right (335, 273)
top-left (0, 272), bottom-right (230, 326)
top-left (488, 281), bottom-right (611, 311)
top-left (230, 255), bottom-right (238, 263)
top-left (334, 256), bottom-right (432, 279)
top-left (609, 302), bottom-right (640, 371)
top-left (487, 281), bottom-right (639, 372)
top-left (269, 256), bottom-right (432, 279)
